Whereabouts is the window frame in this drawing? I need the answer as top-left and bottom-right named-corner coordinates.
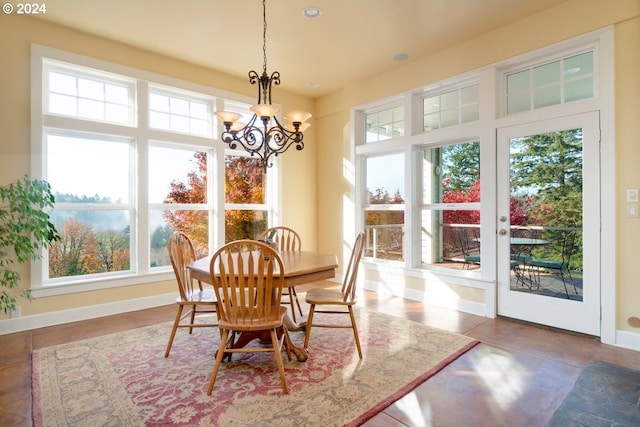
top-left (30, 45), bottom-right (281, 297)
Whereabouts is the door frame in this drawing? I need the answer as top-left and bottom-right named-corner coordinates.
top-left (495, 112), bottom-right (601, 336)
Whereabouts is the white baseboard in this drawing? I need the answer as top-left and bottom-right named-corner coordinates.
top-left (615, 329), bottom-right (640, 351)
top-left (363, 279), bottom-right (486, 317)
top-left (0, 293), bottom-right (176, 335)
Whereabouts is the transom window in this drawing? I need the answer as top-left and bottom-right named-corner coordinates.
top-left (47, 67), bottom-right (134, 125)
top-left (365, 105), bottom-right (404, 143)
top-left (149, 90), bottom-right (211, 137)
top-left (506, 51), bottom-right (594, 115)
top-left (422, 84), bottom-right (479, 131)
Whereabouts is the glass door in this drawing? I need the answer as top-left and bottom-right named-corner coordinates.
top-left (496, 112), bottom-right (600, 336)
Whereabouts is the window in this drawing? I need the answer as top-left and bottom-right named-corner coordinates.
top-left (506, 51), bottom-right (594, 115)
top-left (149, 89), bottom-right (211, 137)
top-left (364, 153), bottom-right (405, 261)
top-left (33, 47), bottom-right (279, 293)
top-left (422, 84), bottom-right (479, 131)
top-left (149, 145), bottom-right (209, 268)
top-left (420, 141), bottom-right (481, 270)
top-left (47, 71), bottom-right (134, 125)
top-left (365, 105), bottom-right (404, 143)
top-left (47, 133), bottom-right (134, 280)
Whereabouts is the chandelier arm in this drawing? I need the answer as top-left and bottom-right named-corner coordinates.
top-left (217, 0), bottom-right (308, 171)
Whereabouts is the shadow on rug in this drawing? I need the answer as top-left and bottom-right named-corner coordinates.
top-left (32, 308), bottom-right (478, 427)
top-left (548, 361), bottom-right (640, 427)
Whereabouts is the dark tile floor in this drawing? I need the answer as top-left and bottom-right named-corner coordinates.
top-left (2, 283), bottom-right (640, 427)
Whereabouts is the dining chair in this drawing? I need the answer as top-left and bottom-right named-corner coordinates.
top-left (456, 227), bottom-right (481, 269)
top-left (258, 226), bottom-right (304, 322)
top-left (207, 240), bottom-right (292, 395)
top-left (165, 231), bottom-right (218, 358)
top-left (303, 232), bottom-right (365, 359)
top-left (529, 229), bottom-right (579, 298)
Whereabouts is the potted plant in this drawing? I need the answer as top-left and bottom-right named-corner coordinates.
top-left (0, 175), bottom-right (59, 315)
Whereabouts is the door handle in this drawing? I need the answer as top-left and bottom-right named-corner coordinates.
top-left (499, 229), bottom-right (507, 235)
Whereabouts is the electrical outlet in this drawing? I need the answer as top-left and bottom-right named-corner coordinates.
top-left (10, 306), bottom-right (21, 318)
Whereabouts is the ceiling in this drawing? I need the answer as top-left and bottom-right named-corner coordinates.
top-left (36, 0), bottom-right (569, 98)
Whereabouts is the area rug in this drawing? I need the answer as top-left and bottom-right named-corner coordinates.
top-left (548, 361), bottom-right (640, 426)
top-left (32, 308), bottom-right (478, 427)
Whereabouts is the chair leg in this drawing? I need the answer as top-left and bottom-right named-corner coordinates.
top-left (165, 305), bottom-right (184, 358)
top-left (270, 329), bottom-right (288, 394)
top-left (281, 325), bottom-right (293, 362)
top-left (303, 304), bottom-right (316, 350)
top-left (288, 289), bottom-right (297, 322)
top-left (189, 307), bottom-right (196, 334)
top-left (348, 306), bottom-right (363, 359)
top-left (291, 288), bottom-right (304, 318)
top-left (207, 329), bottom-right (229, 396)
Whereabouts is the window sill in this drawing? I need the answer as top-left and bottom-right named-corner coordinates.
top-left (31, 271), bottom-right (175, 298)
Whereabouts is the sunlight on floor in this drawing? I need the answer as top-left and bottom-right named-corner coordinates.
top-left (393, 391), bottom-right (433, 427)
top-left (470, 348), bottom-right (525, 410)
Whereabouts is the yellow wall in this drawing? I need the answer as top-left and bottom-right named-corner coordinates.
top-left (315, 0), bottom-right (640, 330)
top-left (0, 16), bottom-right (316, 318)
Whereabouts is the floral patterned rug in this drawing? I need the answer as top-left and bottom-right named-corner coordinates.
top-left (32, 308), bottom-right (478, 427)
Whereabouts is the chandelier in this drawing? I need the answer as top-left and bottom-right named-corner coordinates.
top-left (215, 0), bottom-right (312, 171)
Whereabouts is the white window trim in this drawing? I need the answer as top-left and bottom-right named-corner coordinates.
top-left (30, 44), bottom-right (282, 297)
top-left (352, 28), bottom-right (615, 344)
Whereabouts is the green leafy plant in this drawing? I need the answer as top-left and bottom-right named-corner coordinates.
top-left (0, 175), bottom-right (60, 314)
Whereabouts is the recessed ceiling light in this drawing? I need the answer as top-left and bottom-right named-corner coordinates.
top-left (302, 7), bottom-right (321, 19)
top-left (307, 82), bottom-right (320, 89)
top-left (393, 53), bottom-right (409, 62)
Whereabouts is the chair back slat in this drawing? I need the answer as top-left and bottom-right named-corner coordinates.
top-left (168, 232), bottom-right (198, 301)
top-left (210, 240), bottom-right (285, 326)
top-left (259, 226), bottom-right (302, 251)
top-left (341, 232), bottom-right (365, 302)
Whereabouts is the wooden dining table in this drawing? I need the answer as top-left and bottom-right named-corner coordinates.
top-left (188, 250), bottom-right (338, 361)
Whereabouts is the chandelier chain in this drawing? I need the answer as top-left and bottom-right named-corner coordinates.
top-left (262, 0), bottom-right (267, 75)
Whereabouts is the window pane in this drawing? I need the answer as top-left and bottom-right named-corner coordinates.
top-left (365, 153), bottom-right (404, 261)
top-left (48, 210), bottom-right (131, 278)
top-left (423, 142), bottom-right (480, 204)
top-left (420, 211), bottom-right (481, 270)
top-left (533, 61), bottom-right (560, 87)
top-left (507, 70), bottom-right (530, 93)
top-left (225, 209), bottom-right (267, 242)
top-left (48, 134), bottom-right (130, 203)
top-left (534, 85), bottom-right (561, 109)
top-left (225, 155), bottom-right (266, 204)
top-left (565, 77), bottom-right (593, 102)
top-left (366, 153), bottom-right (404, 201)
top-left (150, 210), bottom-right (208, 268)
top-left (563, 52), bottom-right (593, 79)
top-left (149, 146), bottom-right (207, 204)
top-left (49, 72), bottom-right (76, 96)
top-left (78, 78), bottom-right (104, 101)
top-left (365, 210), bottom-right (404, 261)
top-left (507, 92), bottom-right (530, 115)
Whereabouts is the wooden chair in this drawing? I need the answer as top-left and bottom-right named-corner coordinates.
top-left (207, 240), bottom-right (292, 395)
top-left (165, 232), bottom-right (218, 358)
top-left (258, 226), bottom-right (304, 322)
top-left (303, 232), bottom-right (365, 358)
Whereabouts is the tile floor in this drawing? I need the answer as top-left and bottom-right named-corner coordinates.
top-left (2, 283), bottom-right (639, 427)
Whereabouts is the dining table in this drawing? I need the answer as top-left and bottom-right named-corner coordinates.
top-left (188, 249), bottom-right (339, 362)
